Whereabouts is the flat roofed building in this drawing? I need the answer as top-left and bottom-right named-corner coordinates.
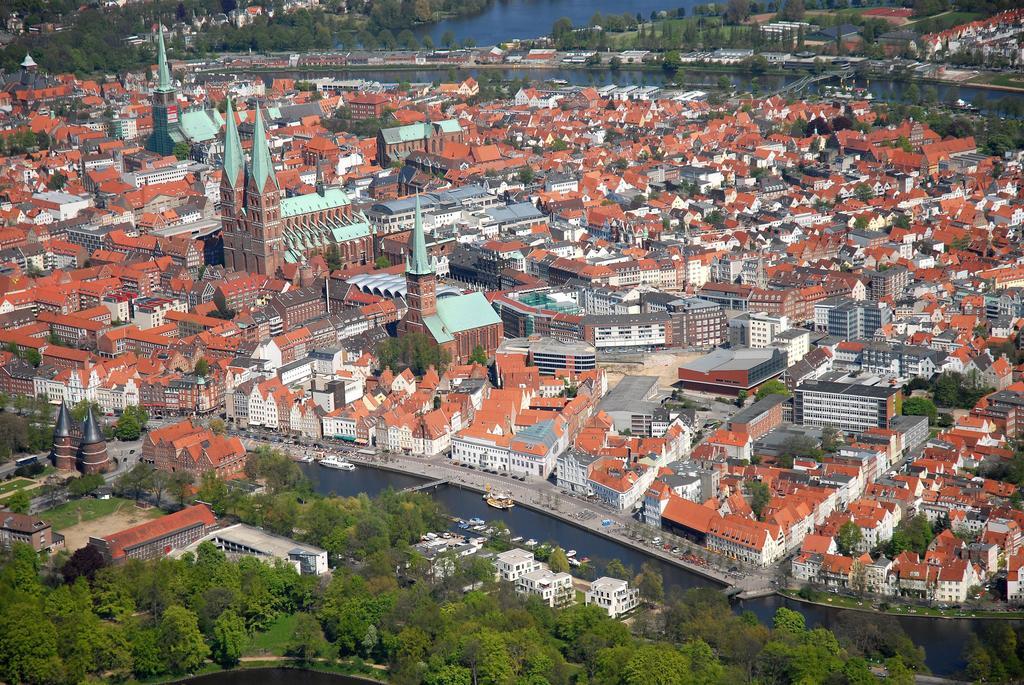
top-left (177, 523), bottom-right (328, 575)
top-left (517, 568), bottom-right (574, 607)
top-left (494, 548), bottom-right (541, 582)
top-left (677, 347), bottom-right (787, 396)
top-left (586, 576), bottom-right (640, 618)
top-left (794, 380), bottom-right (899, 434)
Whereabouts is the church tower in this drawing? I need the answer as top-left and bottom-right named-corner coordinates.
top-left (220, 97), bottom-right (247, 272)
top-left (146, 27), bottom-right (179, 156)
top-left (399, 195), bottom-right (437, 336)
top-left (242, 104), bottom-right (284, 276)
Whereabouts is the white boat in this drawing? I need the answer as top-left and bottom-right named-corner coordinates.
top-left (568, 558), bottom-right (581, 567)
top-left (468, 517), bottom-right (485, 526)
top-left (320, 456), bottom-right (356, 470)
top-left (566, 550), bottom-right (577, 558)
top-left (511, 536), bottom-right (523, 543)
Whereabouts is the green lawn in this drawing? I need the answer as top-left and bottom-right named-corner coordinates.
top-left (904, 11), bottom-right (982, 31)
top-left (40, 497), bottom-right (144, 530)
top-left (0, 477), bottom-right (34, 496)
top-left (248, 613), bottom-right (300, 657)
top-left (969, 73), bottom-right (1024, 90)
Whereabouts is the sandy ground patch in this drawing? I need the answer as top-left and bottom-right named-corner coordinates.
top-left (60, 503), bottom-right (162, 551)
top-left (600, 349), bottom-right (705, 390)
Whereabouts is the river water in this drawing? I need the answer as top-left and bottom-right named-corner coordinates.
top-left (304, 462), bottom-right (1016, 677)
top-left (176, 668), bottom-right (370, 685)
top-left (412, 0), bottom-right (701, 45)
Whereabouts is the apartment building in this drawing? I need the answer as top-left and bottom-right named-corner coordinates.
top-left (585, 576), bottom-right (640, 618)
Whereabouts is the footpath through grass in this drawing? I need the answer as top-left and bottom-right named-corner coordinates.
top-left (41, 497), bottom-right (141, 529)
top-left (0, 477), bottom-right (35, 496)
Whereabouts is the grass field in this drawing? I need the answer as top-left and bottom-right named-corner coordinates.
top-left (42, 496), bottom-right (160, 530)
top-left (969, 73), bottom-right (1024, 90)
top-left (247, 613), bottom-right (300, 657)
top-left (904, 11), bottom-right (981, 30)
top-left (0, 477), bottom-right (34, 496)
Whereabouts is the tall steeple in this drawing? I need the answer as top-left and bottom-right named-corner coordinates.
top-left (146, 25), bottom-right (179, 156)
top-left (249, 103), bottom-right (278, 192)
top-left (407, 194), bottom-right (434, 276)
top-left (156, 26), bottom-right (173, 93)
top-left (54, 400), bottom-right (73, 438)
top-left (222, 97), bottom-right (244, 188)
top-left (400, 193), bottom-right (438, 336)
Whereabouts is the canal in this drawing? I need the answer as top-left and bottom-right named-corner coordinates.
top-left (304, 462), bottom-right (1017, 676)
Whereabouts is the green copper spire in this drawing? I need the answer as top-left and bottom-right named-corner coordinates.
top-left (249, 103), bottom-right (278, 191)
top-left (156, 26), bottom-right (173, 93)
top-left (407, 194), bottom-right (434, 276)
top-left (223, 97), bottom-right (244, 187)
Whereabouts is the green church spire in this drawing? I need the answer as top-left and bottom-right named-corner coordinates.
top-left (223, 97), bottom-right (244, 187)
top-left (407, 194), bottom-right (434, 276)
top-left (249, 103), bottom-right (278, 191)
top-left (156, 26), bottom-right (173, 93)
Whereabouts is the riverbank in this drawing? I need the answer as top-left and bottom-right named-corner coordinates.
top-left (150, 661), bottom-right (386, 685)
top-left (341, 451), bottom-right (738, 589)
top-left (199, 56), bottom-right (1024, 96)
top-left (778, 588), bottom-right (1024, 621)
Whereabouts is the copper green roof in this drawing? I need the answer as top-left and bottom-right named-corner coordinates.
top-left (155, 27), bottom-right (174, 93)
top-left (222, 98), bottom-right (243, 187)
top-left (379, 119), bottom-right (461, 145)
top-left (249, 103), bottom-right (278, 192)
top-left (280, 187), bottom-right (350, 217)
top-left (407, 194), bottom-right (433, 276)
top-left (423, 292), bottom-right (501, 344)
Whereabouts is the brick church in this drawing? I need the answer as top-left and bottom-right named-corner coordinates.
top-left (398, 196), bottom-right (503, 364)
top-left (220, 98), bottom-right (375, 276)
top-left (51, 402), bottom-right (111, 475)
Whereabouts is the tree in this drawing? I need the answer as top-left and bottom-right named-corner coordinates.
top-left (725, 0), bottom-right (752, 24)
top-left (374, 255), bottom-right (391, 269)
top-left (442, 30), bottom-right (456, 48)
top-left (287, 613), bottom-right (329, 663)
top-left (172, 141), bottom-right (190, 160)
top-left (837, 520), bottom-right (864, 555)
top-left (113, 412), bottom-right (142, 441)
top-left (193, 358), bottom-right (210, 378)
top-left (168, 471), bottom-right (194, 507)
top-left (749, 480), bottom-right (771, 520)
top-left (736, 390), bottom-right (748, 407)
top-left (211, 609), bottom-right (247, 668)
top-left (635, 562), bottom-right (664, 605)
top-left (773, 606), bottom-right (806, 634)
top-left (23, 349), bottom-right (41, 367)
top-left (468, 345), bottom-right (488, 366)
top-left (68, 473), bottom-right (105, 498)
top-left (159, 605), bottom-right (209, 673)
top-left (662, 50), bottom-right (682, 75)
top-left (46, 171), bottom-right (67, 191)
top-left (755, 379), bottom-right (790, 401)
top-left (518, 166), bottom-right (536, 184)
top-left (208, 418), bottom-right (227, 435)
top-left (6, 490), bottom-right (30, 514)
top-left (779, 0), bottom-right (805, 21)
top-left (821, 425), bottom-right (842, 453)
top-left (854, 183), bottom-right (874, 202)
top-left (902, 396), bottom-right (937, 425)
top-left (606, 558), bottom-right (631, 579)
top-left (0, 602), bottom-right (62, 685)
top-left (117, 463), bottom-right (155, 502)
top-left (61, 545), bottom-right (106, 583)
top-left (548, 546), bottom-right (570, 573)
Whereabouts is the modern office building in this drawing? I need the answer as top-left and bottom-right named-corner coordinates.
top-left (793, 380), bottom-right (899, 433)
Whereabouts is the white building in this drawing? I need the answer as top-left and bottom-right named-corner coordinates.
top-left (493, 548), bottom-right (542, 583)
top-left (585, 576), bottom-right (640, 618)
top-left (517, 568), bottom-right (573, 607)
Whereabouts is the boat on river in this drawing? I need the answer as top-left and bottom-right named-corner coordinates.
top-left (320, 456), bottom-right (356, 471)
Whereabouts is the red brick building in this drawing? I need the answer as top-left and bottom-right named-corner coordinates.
top-left (89, 503), bottom-right (217, 563)
top-left (142, 419), bottom-right (247, 479)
